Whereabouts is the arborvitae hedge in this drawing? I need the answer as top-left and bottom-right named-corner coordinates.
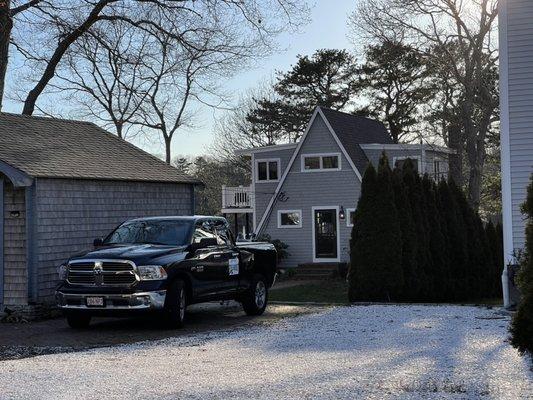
top-left (392, 169), bottom-right (419, 300)
top-left (348, 153), bottom-right (503, 303)
top-left (348, 163), bottom-right (378, 302)
top-left (348, 154), bottom-right (403, 301)
top-left (511, 175), bottom-right (533, 354)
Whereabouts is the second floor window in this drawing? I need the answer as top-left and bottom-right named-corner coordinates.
top-left (256, 159), bottom-right (279, 182)
top-left (302, 153), bottom-right (341, 171)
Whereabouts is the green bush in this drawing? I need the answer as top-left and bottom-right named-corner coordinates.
top-left (511, 175), bottom-right (533, 354)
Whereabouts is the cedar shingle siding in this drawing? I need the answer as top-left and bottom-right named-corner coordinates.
top-left (0, 113), bottom-right (198, 308)
top-left (35, 179), bottom-right (193, 302)
top-left (3, 181), bottom-right (27, 305)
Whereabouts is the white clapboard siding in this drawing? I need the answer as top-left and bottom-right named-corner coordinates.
top-left (501, 0), bottom-right (533, 258)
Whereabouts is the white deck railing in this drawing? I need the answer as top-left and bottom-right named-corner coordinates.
top-left (222, 186), bottom-right (254, 209)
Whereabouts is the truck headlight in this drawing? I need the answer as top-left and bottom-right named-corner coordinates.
top-left (57, 264), bottom-right (68, 280)
top-left (137, 265), bottom-right (167, 281)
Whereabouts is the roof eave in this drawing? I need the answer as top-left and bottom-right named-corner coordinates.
top-left (0, 160), bottom-right (33, 187)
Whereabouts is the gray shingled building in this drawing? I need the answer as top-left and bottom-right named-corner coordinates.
top-left (0, 113), bottom-right (200, 311)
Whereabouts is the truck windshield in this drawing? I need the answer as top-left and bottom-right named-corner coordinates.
top-left (104, 220), bottom-right (193, 246)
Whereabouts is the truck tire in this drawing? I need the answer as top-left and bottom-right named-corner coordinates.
top-left (242, 274), bottom-right (268, 316)
top-left (163, 279), bottom-right (187, 328)
top-left (66, 313), bottom-right (91, 329)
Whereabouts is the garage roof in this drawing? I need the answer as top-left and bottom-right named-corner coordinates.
top-left (0, 113), bottom-right (201, 185)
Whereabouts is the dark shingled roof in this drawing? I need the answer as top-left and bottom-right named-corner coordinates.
top-left (0, 113), bottom-right (200, 184)
top-left (319, 107), bottom-right (393, 173)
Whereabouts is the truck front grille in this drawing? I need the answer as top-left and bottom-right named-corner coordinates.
top-left (67, 260), bottom-right (137, 286)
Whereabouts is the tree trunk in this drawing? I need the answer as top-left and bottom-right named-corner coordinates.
top-left (0, 0), bottom-right (12, 111)
top-left (447, 123), bottom-right (463, 187)
top-left (466, 133), bottom-right (486, 212)
top-left (388, 119), bottom-right (400, 144)
top-left (461, 96), bottom-right (482, 211)
top-left (165, 136), bottom-right (172, 164)
top-left (115, 122), bottom-right (123, 139)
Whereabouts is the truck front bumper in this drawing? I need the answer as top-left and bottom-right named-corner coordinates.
top-left (55, 290), bottom-right (167, 311)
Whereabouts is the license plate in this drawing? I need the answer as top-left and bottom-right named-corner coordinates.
top-left (86, 297), bottom-right (105, 307)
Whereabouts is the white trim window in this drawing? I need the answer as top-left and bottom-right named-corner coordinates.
top-left (301, 153), bottom-right (341, 172)
top-left (277, 210), bottom-right (302, 228)
top-left (392, 156), bottom-right (421, 173)
top-left (346, 208), bottom-right (356, 227)
top-left (255, 158), bottom-right (280, 183)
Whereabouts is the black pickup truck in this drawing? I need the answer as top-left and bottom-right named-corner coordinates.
top-left (55, 216), bottom-right (277, 329)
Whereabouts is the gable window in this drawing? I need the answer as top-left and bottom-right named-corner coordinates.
top-left (322, 155), bottom-right (339, 169)
top-left (301, 153), bottom-right (341, 172)
top-left (346, 208), bottom-right (356, 227)
top-left (278, 210), bottom-right (302, 228)
top-left (304, 156), bottom-right (321, 170)
top-left (256, 159), bottom-right (279, 182)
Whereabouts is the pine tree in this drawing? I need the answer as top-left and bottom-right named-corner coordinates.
top-left (511, 175), bottom-right (533, 354)
top-left (392, 168), bottom-right (419, 300)
top-left (422, 175), bottom-right (448, 301)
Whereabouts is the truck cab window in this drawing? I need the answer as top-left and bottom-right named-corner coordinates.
top-left (191, 221), bottom-right (217, 244)
top-left (214, 221), bottom-right (234, 246)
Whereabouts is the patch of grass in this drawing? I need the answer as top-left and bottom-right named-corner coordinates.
top-left (269, 280), bottom-right (502, 306)
top-left (270, 280), bottom-right (349, 304)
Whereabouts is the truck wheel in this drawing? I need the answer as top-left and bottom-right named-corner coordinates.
top-left (242, 274), bottom-right (268, 316)
top-left (164, 279), bottom-right (187, 328)
top-left (66, 313), bottom-right (91, 329)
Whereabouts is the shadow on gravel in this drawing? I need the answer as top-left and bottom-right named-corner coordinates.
top-left (0, 303), bottom-right (321, 361)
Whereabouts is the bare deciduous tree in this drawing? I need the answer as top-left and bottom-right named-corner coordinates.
top-left (3, 0), bottom-right (309, 114)
top-left (55, 24), bottom-right (149, 139)
top-left (0, 0), bottom-right (41, 109)
top-left (211, 82), bottom-right (286, 171)
top-left (131, 29), bottom-right (239, 164)
top-left (351, 0), bottom-right (499, 210)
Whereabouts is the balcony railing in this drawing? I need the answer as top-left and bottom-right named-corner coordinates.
top-left (222, 185), bottom-right (254, 209)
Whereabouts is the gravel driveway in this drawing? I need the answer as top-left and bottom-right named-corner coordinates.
top-left (0, 305), bottom-right (531, 399)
